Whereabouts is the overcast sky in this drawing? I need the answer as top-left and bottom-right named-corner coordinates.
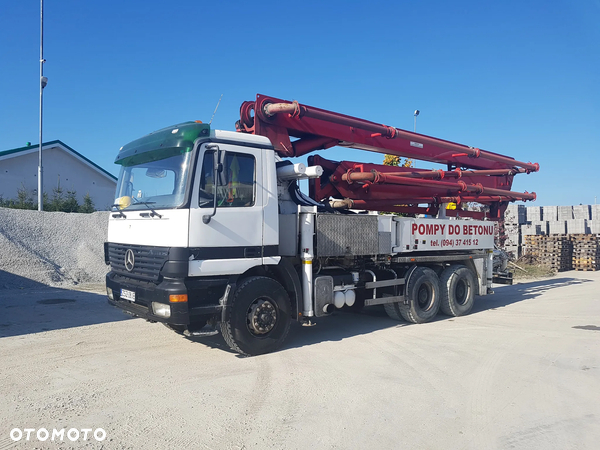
top-left (1, 0), bottom-right (598, 206)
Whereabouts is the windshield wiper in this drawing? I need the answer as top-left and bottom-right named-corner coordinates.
top-left (131, 199), bottom-right (163, 218)
top-left (110, 205), bottom-right (127, 218)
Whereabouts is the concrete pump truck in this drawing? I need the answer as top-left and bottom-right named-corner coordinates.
top-left (105, 94), bottom-right (538, 355)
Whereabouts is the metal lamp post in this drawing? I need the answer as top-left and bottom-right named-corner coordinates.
top-left (413, 109), bottom-right (420, 133)
top-left (38, 0), bottom-right (47, 211)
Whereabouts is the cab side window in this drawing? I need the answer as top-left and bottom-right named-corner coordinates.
top-left (199, 151), bottom-right (255, 208)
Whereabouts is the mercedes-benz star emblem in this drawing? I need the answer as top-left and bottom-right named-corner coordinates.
top-left (124, 249), bottom-right (135, 272)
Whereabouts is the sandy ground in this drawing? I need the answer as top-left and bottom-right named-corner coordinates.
top-left (1, 271), bottom-right (599, 449)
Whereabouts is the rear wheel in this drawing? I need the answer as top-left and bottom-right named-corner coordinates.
top-left (220, 276), bottom-right (292, 356)
top-left (400, 267), bottom-right (440, 324)
top-left (383, 302), bottom-right (403, 321)
top-left (439, 265), bottom-right (476, 316)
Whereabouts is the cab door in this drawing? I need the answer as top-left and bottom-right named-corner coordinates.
top-left (188, 142), bottom-right (265, 276)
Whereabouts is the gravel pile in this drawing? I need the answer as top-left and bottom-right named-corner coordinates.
top-left (0, 208), bottom-right (110, 289)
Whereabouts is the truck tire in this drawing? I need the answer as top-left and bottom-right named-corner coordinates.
top-left (383, 302), bottom-right (403, 321)
top-left (220, 276), bottom-right (292, 356)
top-left (400, 266), bottom-right (440, 324)
top-left (439, 265), bottom-right (476, 317)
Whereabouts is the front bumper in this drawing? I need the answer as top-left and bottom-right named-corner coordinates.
top-left (106, 272), bottom-right (227, 326)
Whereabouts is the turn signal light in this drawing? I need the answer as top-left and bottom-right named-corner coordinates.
top-left (169, 294), bottom-right (188, 303)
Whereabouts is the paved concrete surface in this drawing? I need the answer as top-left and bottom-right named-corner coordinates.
top-left (1, 271), bottom-right (599, 449)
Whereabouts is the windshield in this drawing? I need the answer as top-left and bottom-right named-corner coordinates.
top-left (114, 151), bottom-right (192, 210)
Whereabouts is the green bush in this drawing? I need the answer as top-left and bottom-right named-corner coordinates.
top-left (0, 186), bottom-right (95, 213)
top-left (78, 193), bottom-right (95, 213)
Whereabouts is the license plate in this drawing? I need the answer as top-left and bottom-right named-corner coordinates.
top-left (121, 289), bottom-right (136, 302)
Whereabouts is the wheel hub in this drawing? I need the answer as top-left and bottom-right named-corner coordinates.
top-left (247, 299), bottom-right (277, 335)
top-left (455, 280), bottom-right (468, 305)
top-left (418, 285), bottom-right (431, 307)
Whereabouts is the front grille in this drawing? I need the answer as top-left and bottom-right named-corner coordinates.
top-left (108, 243), bottom-right (169, 282)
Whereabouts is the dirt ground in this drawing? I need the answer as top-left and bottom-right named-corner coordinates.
top-left (1, 271), bottom-right (599, 449)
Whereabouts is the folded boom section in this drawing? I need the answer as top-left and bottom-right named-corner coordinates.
top-left (237, 94), bottom-right (539, 219)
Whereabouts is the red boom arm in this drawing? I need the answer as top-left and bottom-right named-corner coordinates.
top-left (237, 94), bottom-right (539, 219)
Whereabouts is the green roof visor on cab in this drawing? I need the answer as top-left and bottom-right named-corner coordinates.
top-left (115, 122), bottom-right (210, 167)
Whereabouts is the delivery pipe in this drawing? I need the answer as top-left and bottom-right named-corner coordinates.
top-left (340, 171), bottom-right (536, 201)
top-left (262, 101), bottom-right (540, 173)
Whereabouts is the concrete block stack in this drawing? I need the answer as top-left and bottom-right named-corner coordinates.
top-left (533, 221), bottom-right (548, 235)
top-left (590, 205), bottom-right (600, 235)
top-left (567, 219), bottom-right (588, 235)
top-left (526, 206), bottom-right (542, 222)
top-left (504, 204), bottom-right (526, 224)
top-left (543, 206), bottom-right (558, 221)
top-left (558, 206), bottom-right (574, 221)
top-left (546, 206), bottom-right (573, 236)
top-left (503, 204), bottom-right (598, 262)
top-left (521, 223), bottom-right (544, 236)
top-left (503, 204), bottom-right (525, 257)
top-left (548, 220), bottom-right (567, 235)
top-left (573, 205), bottom-right (591, 220)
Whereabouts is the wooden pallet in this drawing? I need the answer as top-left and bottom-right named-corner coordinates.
top-left (573, 264), bottom-right (599, 271)
top-left (539, 260), bottom-right (572, 265)
top-left (520, 234), bottom-right (599, 271)
top-left (570, 234), bottom-right (599, 241)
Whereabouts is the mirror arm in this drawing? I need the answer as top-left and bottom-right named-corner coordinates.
top-left (203, 144), bottom-right (221, 224)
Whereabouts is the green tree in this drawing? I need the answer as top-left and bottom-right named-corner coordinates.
top-left (0, 187), bottom-right (98, 213)
top-left (48, 186), bottom-right (64, 212)
top-left (16, 184), bottom-right (36, 210)
top-left (78, 193), bottom-right (95, 213)
top-left (62, 190), bottom-right (80, 212)
top-left (383, 154), bottom-right (413, 168)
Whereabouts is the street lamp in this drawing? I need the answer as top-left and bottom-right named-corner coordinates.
top-left (413, 110), bottom-right (420, 133)
top-left (38, 0), bottom-right (46, 211)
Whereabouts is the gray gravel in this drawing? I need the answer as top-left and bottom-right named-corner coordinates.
top-left (1, 272), bottom-right (599, 449)
top-left (0, 207), bottom-right (110, 289)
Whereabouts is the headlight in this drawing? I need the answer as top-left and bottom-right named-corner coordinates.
top-left (151, 302), bottom-right (171, 318)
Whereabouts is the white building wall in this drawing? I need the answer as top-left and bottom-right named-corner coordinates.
top-left (0, 146), bottom-right (117, 210)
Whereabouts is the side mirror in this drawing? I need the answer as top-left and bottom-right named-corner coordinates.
top-left (213, 147), bottom-right (223, 174)
top-left (203, 144), bottom-right (225, 224)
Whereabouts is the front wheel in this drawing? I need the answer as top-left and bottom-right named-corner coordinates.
top-left (220, 276), bottom-right (292, 356)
